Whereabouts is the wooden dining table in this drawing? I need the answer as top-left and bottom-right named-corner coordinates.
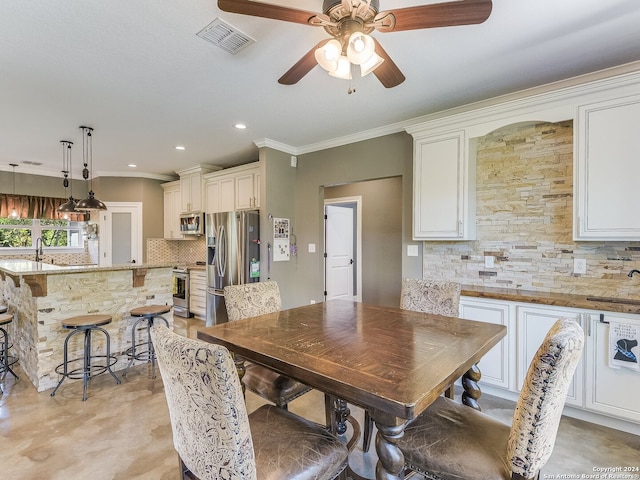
top-left (197, 300), bottom-right (507, 480)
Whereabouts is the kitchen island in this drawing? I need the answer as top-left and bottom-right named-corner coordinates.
top-left (0, 259), bottom-right (174, 392)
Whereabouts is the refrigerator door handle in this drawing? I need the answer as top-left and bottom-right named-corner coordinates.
top-left (217, 225), bottom-right (227, 279)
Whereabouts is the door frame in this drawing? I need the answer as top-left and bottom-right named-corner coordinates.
top-left (324, 196), bottom-right (362, 302)
top-left (94, 202), bottom-right (143, 266)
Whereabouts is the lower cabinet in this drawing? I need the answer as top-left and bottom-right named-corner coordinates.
top-left (461, 296), bottom-right (640, 430)
top-left (459, 298), bottom-right (513, 389)
top-left (584, 312), bottom-right (640, 423)
top-left (515, 305), bottom-right (583, 408)
top-left (189, 270), bottom-right (206, 318)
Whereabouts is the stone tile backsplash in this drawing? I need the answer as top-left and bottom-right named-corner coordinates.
top-left (147, 237), bottom-right (206, 264)
top-left (422, 120), bottom-right (640, 299)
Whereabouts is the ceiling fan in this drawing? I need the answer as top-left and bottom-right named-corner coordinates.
top-left (218, 0), bottom-right (493, 88)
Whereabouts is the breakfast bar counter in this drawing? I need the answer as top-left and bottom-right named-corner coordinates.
top-left (0, 260), bottom-right (174, 391)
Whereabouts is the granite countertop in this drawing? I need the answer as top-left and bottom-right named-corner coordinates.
top-left (461, 284), bottom-right (640, 315)
top-left (0, 259), bottom-right (175, 276)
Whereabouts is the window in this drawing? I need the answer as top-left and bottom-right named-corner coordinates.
top-left (0, 218), bottom-right (86, 249)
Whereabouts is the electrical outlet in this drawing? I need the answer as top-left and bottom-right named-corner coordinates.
top-left (484, 255), bottom-right (495, 268)
top-left (574, 258), bottom-right (587, 274)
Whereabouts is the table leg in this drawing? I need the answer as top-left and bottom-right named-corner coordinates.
top-left (461, 362), bottom-right (482, 410)
top-left (324, 394), bottom-right (350, 435)
top-left (232, 354), bottom-right (247, 396)
top-left (372, 413), bottom-right (407, 480)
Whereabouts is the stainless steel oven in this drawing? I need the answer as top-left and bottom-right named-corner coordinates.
top-left (172, 268), bottom-right (191, 317)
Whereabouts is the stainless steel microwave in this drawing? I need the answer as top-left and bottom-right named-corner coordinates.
top-left (179, 212), bottom-right (205, 235)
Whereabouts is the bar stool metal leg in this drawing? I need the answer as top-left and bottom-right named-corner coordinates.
top-left (123, 313), bottom-right (170, 379)
top-left (0, 326), bottom-right (19, 380)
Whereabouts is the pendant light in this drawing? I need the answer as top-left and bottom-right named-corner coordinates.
top-left (57, 140), bottom-right (77, 216)
top-left (75, 126), bottom-right (107, 211)
top-left (8, 163), bottom-right (20, 220)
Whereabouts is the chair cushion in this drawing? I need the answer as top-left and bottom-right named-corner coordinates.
top-left (243, 363), bottom-right (312, 407)
top-left (400, 279), bottom-right (460, 317)
top-left (249, 404), bottom-right (348, 480)
top-left (397, 396), bottom-right (512, 480)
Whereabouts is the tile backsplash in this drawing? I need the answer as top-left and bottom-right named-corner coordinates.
top-left (422, 120), bottom-right (640, 299)
top-left (147, 237), bottom-right (206, 264)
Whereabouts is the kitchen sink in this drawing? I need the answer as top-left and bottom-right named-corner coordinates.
top-left (586, 296), bottom-right (640, 306)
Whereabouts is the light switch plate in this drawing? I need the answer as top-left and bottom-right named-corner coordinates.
top-left (574, 258), bottom-right (587, 274)
top-left (484, 255), bottom-right (495, 268)
top-left (308, 243), bottom-right (316, 253)
top-left (407, 245), bottom-right (419, 257)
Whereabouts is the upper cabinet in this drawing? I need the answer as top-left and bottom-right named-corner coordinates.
top-left (177, 165), bottom-right (219, 213)
top-left (204, 162), bottom-right (260, 213)
top-left (575, 94), bottom-right (640, 240)
top-left (162, 181), bottom-right (182, 239)
top-left (410, 130), bottom-right (476, 240)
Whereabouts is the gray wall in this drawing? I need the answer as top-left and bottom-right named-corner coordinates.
top-left (93, 177), bottom-right (165, 261)
top-left (261, 131), bottom-right (420, 309)
top-left (0, 171), bottom-right (88, 198)
top-left (325, 177), bottom-right (403, 307)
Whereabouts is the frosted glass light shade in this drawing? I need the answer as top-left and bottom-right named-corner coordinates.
top-left (315, 39), bottom-right (342, 72)
top-left (360, 52), bottom-right (384, 77)
top-left (346, 32), bottom-right (375, 65)
top-left (329, 55), bottom-right (352, 80)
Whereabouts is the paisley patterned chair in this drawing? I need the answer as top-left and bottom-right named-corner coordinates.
top-left (150, 325), bottom-right (349, 480)
top-left (362, 278), bottom-right (461, 451)
top-left (224, 281), bottom-right (312, 408)
top-left (396, 317), bottom-right (584, 480)
top-left (399, 278), bottom-right (461, 316)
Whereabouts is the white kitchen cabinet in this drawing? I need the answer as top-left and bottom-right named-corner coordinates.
top-left (189, 270), bottom-right (207, 318)
top-left (460, 297), bottom-right (513, 389)
top-left (235, 171), bottom-right (260, 210)
top-left (516, 305), bottom-right (584, 407)
top-left (574, 94), bottom-right (640, 240)
top-left (205, 175), bottom-right (235, 213)
top-left (180, 172), bottom-right (202, 213)
top-left (178, 165), bottom-right (219, 213)
top-left (203, 162), bottom-right (260, 213)
top-left (584, 312), bottom-right (640, 423)
top-left (162, 181), bottom-right (183, 239)
top-left (411, 130), bottom-right (475, 240)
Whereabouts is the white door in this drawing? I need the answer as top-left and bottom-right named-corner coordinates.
top-left (324, 197), bottom-right (362, 302)
top-left (95, 202), bottom-right (143, 266)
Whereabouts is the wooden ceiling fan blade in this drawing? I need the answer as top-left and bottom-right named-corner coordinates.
top-left (376, 0), bottom-right (492, 32)
top-left (218, 0), bottom-right (319, 25)
top-left (278, 40), bottom-right (329, 85)
top-left (372, 39), bottom-right (405, 88)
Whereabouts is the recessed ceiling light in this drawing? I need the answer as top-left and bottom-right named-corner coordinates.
top-left (234, 123), bottom-right (247, 130)
top-left (128, 164), bottom-right (137, 168)
top-left (175, 145), bottom-right (186, 150)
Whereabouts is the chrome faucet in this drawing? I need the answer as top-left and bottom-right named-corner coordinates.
top-left (628, 269), bottom-right (640, 278)
top-left (35, 237), bottom-right (43, 262)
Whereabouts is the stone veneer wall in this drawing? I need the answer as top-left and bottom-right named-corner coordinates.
top-left (0, 267), bottom-right (173, 391)
top-left (422, 120), bottom-right (640, 299)
top-left (147, 237), bottom-right (206, 264)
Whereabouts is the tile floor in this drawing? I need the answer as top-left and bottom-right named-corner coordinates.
top-left (1, 315), bottom-right (639, 479)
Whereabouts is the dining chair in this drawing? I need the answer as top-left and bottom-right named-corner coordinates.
top-left (150, 325), bottom-right (349, 480)
top-left (223, 281), bottom-right (312, 408)
top-left (395, 317), bottom-right (584, 480)
top-left (362, 278), bottom-right (461, 451)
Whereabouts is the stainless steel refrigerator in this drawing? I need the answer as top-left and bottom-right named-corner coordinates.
top-left (205, 210), bottom-right (260, 326)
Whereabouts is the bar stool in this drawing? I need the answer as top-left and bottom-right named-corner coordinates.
top-left (122, 305), bottom-right (171, 379)
top-left (50, 314), bottom-right (121, 401)
top-left (0, 312), bottom-right (19, 383)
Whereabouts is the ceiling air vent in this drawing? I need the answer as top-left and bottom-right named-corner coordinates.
top-left (197, 18), bottom-right (256, 55)
top-left (22, 160), bottom-right (43, 166)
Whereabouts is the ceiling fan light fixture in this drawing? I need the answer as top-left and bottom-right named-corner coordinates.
top-left (315, 39), bottom-right (342, 72)
top-left (329, 55), bottom-right (352, 79)
top-left (360, 51), bottom-right (384, 77)
top-left (346, 32), bottom-right (375, 65)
